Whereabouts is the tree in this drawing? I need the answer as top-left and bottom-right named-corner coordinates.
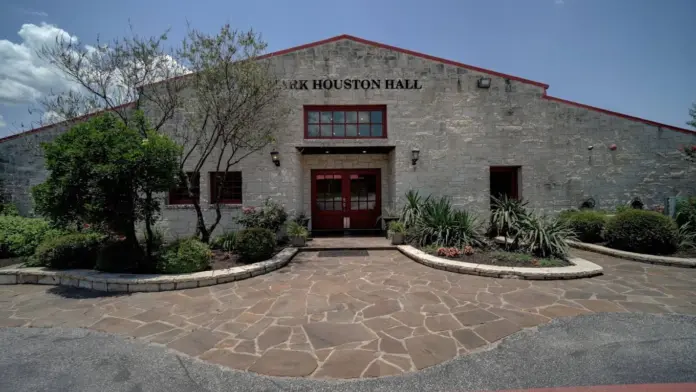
top-left (37, 25), bottom-right (189, 257)
top-left (32, 112), bottom-right (180, 270)
top-left (171, 25), bottom-right (289, 242)
top-left (682, 103), bottom-right (696, 162)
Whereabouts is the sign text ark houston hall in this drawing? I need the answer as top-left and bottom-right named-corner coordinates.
top-left (280, 78), bottom-right (422, 90)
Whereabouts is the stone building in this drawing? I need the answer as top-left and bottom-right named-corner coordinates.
top-left (1, 34), bottom-right (695, 238)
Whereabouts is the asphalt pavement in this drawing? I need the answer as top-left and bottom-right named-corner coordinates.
top-left (1, 313), bottom-right (695, 392)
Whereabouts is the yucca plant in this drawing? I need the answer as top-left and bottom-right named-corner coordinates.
top-left (489, 195), bottom-right (529, 239)
top-left (677, 222), bottom-right (696, 251)
top-left (408, 197), bottom-right (484, 248)
top-left (401, 190), bottom-right (429, 228)
top-left (513, 214), bottom-right (576, 258)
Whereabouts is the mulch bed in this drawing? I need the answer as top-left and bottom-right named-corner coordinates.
top-left (421, 248), bottom-right (570, 268)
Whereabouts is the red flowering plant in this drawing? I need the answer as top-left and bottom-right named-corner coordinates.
top-left (437, 247), bottom-right (461, 258)
top-left (462, 245), bottom-right (474, 256)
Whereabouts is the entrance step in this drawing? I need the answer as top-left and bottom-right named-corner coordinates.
top-left (300, 237), bottom-right (395, 251)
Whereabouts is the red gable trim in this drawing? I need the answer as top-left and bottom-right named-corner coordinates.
top-left (542, 94), bottom-right (696, 136)
top-left (0, 102), bottom-right (136, 144)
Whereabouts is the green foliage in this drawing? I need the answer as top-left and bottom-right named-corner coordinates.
top-left (0, 216), bottom-right (68, 258)
top-left (558, 209), bottom-right (607, 243)
top-left (489, 195), bottom-right (529, 237)
top-left (286, 221), bottom-right (308, 238)
top-left (236, 199), bottom-right (288, 233)
top-left (408, 197), bottom-right (485, 248)
top-left (157, 238), bottom-right (212, 274)
top-left (400, 190), bottom-right (429, 228)
top-left (234, 228), bottom-right (276, 262)
top-left (211, 231), bottom-right (237, 251)
top-left (489, 251), bottom-right (566, 267)
top-left (615, 205), bottom-right (630, 214)
top-left (34, 233), bottom-right (106, 269)
top-left (95, 240), bottom-right (143, 273)
top-left (677, 222), bottom-right (696, 251)
top-left (0, 203), bottom-right (19, 216)
top-left (675, 197), bottom-right (696, 228)
top-left (32, 112), bottom-right (180, 268)
top-left (513, 214), bottom-right (576, 258)
top-left (604, 209), bottom-right (679, 255)
top-left (388, 220), bottom-right (406, 234)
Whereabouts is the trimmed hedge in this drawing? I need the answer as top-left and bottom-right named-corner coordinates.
top-left (234, 228), bottom-right (276, 262)
top-left (558, 210), bottom-right (607, 243)
top-left (604, 209), bottom-right (678, 255)
top-left (35, 233), bottom-right (105, 269)
top-left (157, 238), bottom-right (212, 274)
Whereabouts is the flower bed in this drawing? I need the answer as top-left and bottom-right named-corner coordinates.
top-left (421, 246), bottom-right (570, 268)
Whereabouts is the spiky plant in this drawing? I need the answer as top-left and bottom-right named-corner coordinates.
top-left (513, 213), bottom-right (576, 258)
top-left (677, 222), bottom-right (696, 251)
top-left (489, 195), bottom-right (529, 239)
top-left (401, 190), bottom-right (429, 228)
top-left (409, 197), bottom-right (484, 248)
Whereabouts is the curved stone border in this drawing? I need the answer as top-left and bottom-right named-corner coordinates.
top-left (397, 245), bottom-right (603, 280)
top-left (0, 248), bottom-right (298, 292)
top-left (568, 240), bottom-right (696, 268)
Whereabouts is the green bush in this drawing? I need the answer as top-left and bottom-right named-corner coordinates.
top-left (0, 216), bottom-right (67, 258)
top-left (604, 209), bottom-right (679, 255)
top-left (408, 197), bottom-right (485, 248)
top-left (236, 199), bottom-right (288, 233)
top-left (211, 231), bottom-right (237, 251)
top-left (489, 195), bottom-right (529, 237)
top-left (234, 228), bottom-right (276, 262)
top-left (95, 240), bottom-right (143, 273)
top-left (286, 221), bottom-right (309, 238)
top-left (0, 203), bottom-right (19, 216)
top-left (675, 197), bottom-right (696, 229)
top-left (35, 233), bottom-right (106, 269)
top-left (514, 214), bottom-right (576, 258)
top-left (558, 210), bottom-right (607, 243)
top-left (157, 238), bottom-right (212, 274)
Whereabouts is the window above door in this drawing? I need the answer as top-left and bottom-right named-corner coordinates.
top-left (304, 105), bottom-right (387, 139)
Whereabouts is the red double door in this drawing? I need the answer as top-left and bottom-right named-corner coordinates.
top-left (311, 169), bottom-right (381, 231)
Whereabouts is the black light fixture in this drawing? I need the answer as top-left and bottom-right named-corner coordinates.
top-left (270, 151), bottom-right (280, 166)
top-left (411, 148), bottom-right (420, 165)
top-left (477, 77), bottom-right (491, 89)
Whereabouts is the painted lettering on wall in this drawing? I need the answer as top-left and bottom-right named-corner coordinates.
top-left (279, 79), bottom-right (422, 90)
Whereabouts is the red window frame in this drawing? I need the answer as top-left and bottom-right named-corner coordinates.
top-left (169, 172), bottom-right (200, 205)
top-left (210, 171), bottom-right (243, 204)
top-left (304, 105), bottom-right (387, 139)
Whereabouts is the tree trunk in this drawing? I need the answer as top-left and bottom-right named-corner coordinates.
top-left (192, 201), bottom-right (210, 243)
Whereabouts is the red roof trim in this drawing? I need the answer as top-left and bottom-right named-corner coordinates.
top-left (542, 94), bottom-right (696, 135)
top-left (0, 102), bottom-right (136, 144)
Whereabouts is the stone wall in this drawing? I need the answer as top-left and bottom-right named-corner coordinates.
top-left (2, 36), bottom-right (695, 238)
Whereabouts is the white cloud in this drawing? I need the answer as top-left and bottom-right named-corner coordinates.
top-left (0, 114), bottom-right (6, 128)
top-left (0, 23), bottom-right (78, 106)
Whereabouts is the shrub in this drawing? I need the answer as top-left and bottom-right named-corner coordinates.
top-left (236, 199), bottom-right (288, 233)
top-left (0, 203), bottom-right (19, 216)
top-left (604, 209), bottom-right (679, 255)
top-left (675, 197), bottom-right (696, 229)
top-left (234, 228), bottom-right (276, 262)
top-left (489, 195), bottom-right (529, 237)
top-left (409, 197), bottom-right (485, 248)
top-left (211, 231), bottom-right (237, 251)
top-left (0, 216), bottom-right (68, 258)
top-left (157, 238), bottom-right (212, 274)
top-left (514, 214), bottom-right (576, 258)
top-left (35, 233), bottom-right (106, 269)
top-left (400, 190), bottom-right (429, 228)
top-left (286, 221), bottom-right (309, 238)
top-left (558, 210), bottom-right (607, 243)
top-left (95, 239), bottom-right (144, 273)
top-left (388, 221), bottom-right (406, 234)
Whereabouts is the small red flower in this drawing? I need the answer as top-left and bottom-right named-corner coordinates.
top-left (116, 235), bottom-right (126, 241)
top-left (83, 223), bottom-right (91, 229)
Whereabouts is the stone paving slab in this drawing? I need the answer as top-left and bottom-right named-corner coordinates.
top-left (1, 249), bottom-right (695, 379)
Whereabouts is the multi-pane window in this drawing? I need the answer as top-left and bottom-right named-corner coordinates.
top-left (210, 172), bottom-right (243, 204)
top-left (169, 172), bottom-right (200, 205)
top-left (305, 106), bottom-right (386, 139)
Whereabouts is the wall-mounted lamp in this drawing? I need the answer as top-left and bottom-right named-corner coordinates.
top-left (411, 148), bottom-right (420, 165)
top-left (477, 77), bottom-right (491, 89)
top-left (270, 151), bottom-right (280, 166)
top-left (587, 146), bottom-right (593, 151)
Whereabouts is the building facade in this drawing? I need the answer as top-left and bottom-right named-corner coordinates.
top-left (1, 34), bottom-right (695, 238)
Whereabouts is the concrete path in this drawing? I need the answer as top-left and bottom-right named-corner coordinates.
top-left (1, 249), bottom-right (695, 378)
top-left (1, 313), bottom-right (695, 392)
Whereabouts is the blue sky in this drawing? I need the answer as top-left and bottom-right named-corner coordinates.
top-left (1, 0), bottom-right (695, 137)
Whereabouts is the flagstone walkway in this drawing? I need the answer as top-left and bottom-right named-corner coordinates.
top-left (1, 249), bottom-right (695, 379)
